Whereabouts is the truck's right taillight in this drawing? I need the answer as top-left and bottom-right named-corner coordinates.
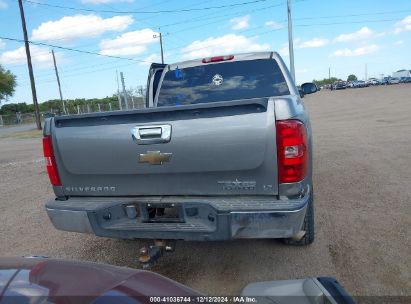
top-left (276, 120), bottom-right (308, 183)
top-left (42, 136), bottom-right (61, 186)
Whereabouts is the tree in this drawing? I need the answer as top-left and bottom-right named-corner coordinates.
top-left (0, 65), bottom-right (17, 103)
top-left (313, 77), bottom-right (341, 87)
top-left (347, 74), bottom-right (357, 82)
top-left (0, 102), bottom-right (32, 115)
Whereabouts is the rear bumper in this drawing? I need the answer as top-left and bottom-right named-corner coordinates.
top-left (46, 191), bottom-right (310, 241)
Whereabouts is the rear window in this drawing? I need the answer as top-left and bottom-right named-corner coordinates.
top-left (156, 59), bottom-right (289, 107)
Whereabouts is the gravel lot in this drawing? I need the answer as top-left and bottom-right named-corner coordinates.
top-left (0, 85), bottom-right (410, 297)
top-left (0, 123), bottom-right (37, 137)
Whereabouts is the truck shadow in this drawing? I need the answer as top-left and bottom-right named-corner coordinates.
top-left (78, 237), bottom-right (327, 295)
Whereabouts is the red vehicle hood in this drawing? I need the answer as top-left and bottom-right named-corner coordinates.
top-left (0, 256), bottom-right (201, 304)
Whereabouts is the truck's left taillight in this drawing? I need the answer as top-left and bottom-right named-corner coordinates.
top-left (42, 136), bottom-right (61, 186)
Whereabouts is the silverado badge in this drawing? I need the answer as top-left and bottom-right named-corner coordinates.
top-left (139, 151), bottom-right (172, 165)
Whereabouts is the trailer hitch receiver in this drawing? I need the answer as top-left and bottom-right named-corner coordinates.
top-left (139, 240), bottom-right (175, 269)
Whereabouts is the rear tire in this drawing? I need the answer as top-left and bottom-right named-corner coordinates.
top-left (283, 191), bottom-right (314, 246)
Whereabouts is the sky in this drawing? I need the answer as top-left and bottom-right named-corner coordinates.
top-left (0, 0), bottom-right (410, 104)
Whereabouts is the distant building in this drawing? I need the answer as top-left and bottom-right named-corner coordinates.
top-left (392, 69), bottom-right (411, 78)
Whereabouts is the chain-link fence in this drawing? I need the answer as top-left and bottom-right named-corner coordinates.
top-left (121, 96), bottom-right (146, 111)
top-left (0, 97), bottom-right (146, 127)
top-left (65, 97), bottom-right (145, 115)
top-left (0, 113), bottom-right (43, 126)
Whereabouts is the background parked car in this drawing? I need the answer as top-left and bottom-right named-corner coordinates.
top-left (399, 77), bottom-right (411, 83)
top-left (356, 80), bottom-right (367, 88)
top-left (382, 77), bottom-right (391, 85)
top-left (366, 78), bottom-right (380, 86)
top-left (333, 81), bottom-right (347, 90)
top-left (349, 80), bottom-right (367, 88)
top-left (389, 77), bottom-right (400, 84)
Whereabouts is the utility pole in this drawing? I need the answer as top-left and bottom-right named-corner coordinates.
top-left (116, 70), bottom-right (122, 110)
top-left (153, 31), bottom-right (164, 64)
top-left (159, 32), bottom-right (164, 64)
top-left (51, 49), bottom-right (66, 114)
top-left (287, 0), bottom-right (295, 83)
top-left (365, 63), bottom-right (368, 81)
top-left (120, 72), bottom-right (128, 110)
top-left (328, 67), bottom-right (331, 81)
top-left (18, 0), bottom-right (41, 130)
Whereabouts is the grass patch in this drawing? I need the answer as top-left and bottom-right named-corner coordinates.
top-left (2, 129), bottom-right (43, 139)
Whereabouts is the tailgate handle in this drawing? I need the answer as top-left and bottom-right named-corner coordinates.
top-left (139, 127), bottom-right (162, 138)
top-left (131, 124), bottom-right (171, 145)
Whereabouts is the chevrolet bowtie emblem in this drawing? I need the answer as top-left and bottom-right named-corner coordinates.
top-left (139, 151), bottom-right (172, 165)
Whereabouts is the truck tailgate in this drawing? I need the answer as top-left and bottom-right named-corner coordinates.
top-left (52, 99), bottom-right (279, 196)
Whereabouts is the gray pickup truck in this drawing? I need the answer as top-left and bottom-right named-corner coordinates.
top-left (44, 52), bottom-right (318, 245)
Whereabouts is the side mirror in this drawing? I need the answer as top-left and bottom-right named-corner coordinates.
top-left (298, 88), bottom-right (305, 98)
top-left (301, 82), bottom-right (318, 95)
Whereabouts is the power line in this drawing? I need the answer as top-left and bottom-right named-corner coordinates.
top-left (37, 11), bottom-right (411, 78)
top-left (294, 9), bottom-right (411, 21)
top-left (28, 1), bottom-right (280, 56)
top-left (18, 25), bottom-right (286, 87)
top-left (24, 0), bottom-right (270, 14)
top-left (21, 1), bottom-right (410, 46)
top-left (24, 0), bottom-right (223, 37)
top-left (19, 27), bottom-right (289, 88)
top-left (30, 32), bottom-right (188, 80)
top-left (24, 0), bottom-right (405, 65)
top-left (10, 0), bottom-right (407, 85)
top-left (157, 0), bottom-right (284, 29)
top-left (33, 58), bottom-right (127, 80)
top-left (137, 0), bottom-right (175, 11)
top-left (18, 0), bottom-right (232, 64)
top-left (295, 18), bottom-right (402, 27)
top-left (126, 0), bottom-right (225, 33)
top-left (5, 12), bottom-right (402, 75)
top-left (6, 1), bottom-right (283, 69)
top-left (162, 12), bottom-right (401, 56)
top-left (17, 12), bottom-right (401, 86)
top-left (20, 0), bottom-right (410, 42)
top-left (166, 20), bottom-right (287, 53)
top-left (0, 35), bottom-right (126, 62)
top-left (137, 11), bottom-right (402, 56)
top-left (171, 2), bottom-right (285, 35)
top-left (19, 59), bottom-right (139, 86)
top-left (0, 36), bottom-right (150, 63)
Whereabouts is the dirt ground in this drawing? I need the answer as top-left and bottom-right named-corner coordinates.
top-left (0, 84), bottom-right (410, 297)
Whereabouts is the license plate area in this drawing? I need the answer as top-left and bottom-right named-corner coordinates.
top-left (142, 203), bottom-right (185, 223)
